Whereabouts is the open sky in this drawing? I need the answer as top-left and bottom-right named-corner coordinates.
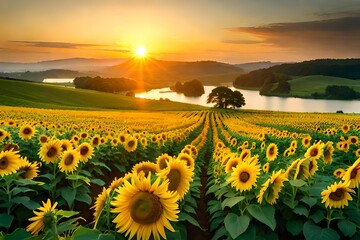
top-left (1, 0), bottom-right (359, 63)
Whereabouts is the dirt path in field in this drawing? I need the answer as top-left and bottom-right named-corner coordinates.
top-left (188, 146), bottom-right (212, 240)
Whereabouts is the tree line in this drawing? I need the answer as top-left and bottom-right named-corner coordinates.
top-left (170, 79), bottom-right (205, 97)
top-left (73, 76), bottom-right (143, 93)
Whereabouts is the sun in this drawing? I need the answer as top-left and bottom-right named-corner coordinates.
top-left (135, 46), bottom-right (147, 58)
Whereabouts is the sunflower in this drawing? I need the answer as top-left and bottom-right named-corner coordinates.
top-left (266, 143), bottom-right (278, 161)
top-left (321, 181), bottom-right (355, 209)
top-left (0, 129), bottom-right (8, 142)
top-left (157, 159), bottom-right (194, 200)
top-left (230, 137), bottom-right (237, 147)
top-left (222, 153), bottom-right (236, 168)
top-left (342, 158), bottom-right (360, 188)
top-left (80, 132), bottom-right (88, 139)
top-left (60, 139), bottom-right (73, 152)
top-left (2, 143), bottom-right (19, 152)
top-left (285, 159), bottom-right (301, 180)
top-left (91, 135), bottom-right (101, 147)
top-left (308, 158), bottom-right (318, 176)
top-left (323, 141), bottom-right (334, 164)
top-left (26, 199), bottom-right (58, 235)
top-left (124, 136), bottom-right (138, 152)
top-left (38, 140), bottom-right (62, 164)
top-left (38, 134), bottom-right (48, 144)
top-left (355, 148), bottom-right (360, 158)
top-left (337, 141), bottom-right (350, 153)
top-left (76, 142), bottom-right (94, 163)
top-left (176, 153), bottom-right (195, 171)
top-left (263, 162), bottom-right (270, 173)
top-left (301, 135), bottom-right (312, 148)
top-left (290, 140), bottom-right (297, 149)
top-left (261, 141), bottom-right (266, 152)
top-left (333, 168), bottom-right (346, 178)
top-left (18, 158), bottom-right (40, 179)
top-left (70, 135), bottom-right (80, 146)
top-left (294, 158), bottom-right (311, 180)
top-left (239, 149), bottom-right (251, 161)
top-left (132, 161), bottom-right (159, 178)
top-left (58, 150), bottom-right (80, 173)
top-left (18, 124), bottom-right (36, 141)
top-left (258, 132), bottom-right (265, 141)
top-left (0, 150), bottom-right (22, 177)
top-left (108, 173), bottom-right (133, 191)
top-left (227, 161), bottom-right (260, 192)
top-left (140, 137), bottom-right (147, 147)
top-left (283, 148), bottom-right (291, 157)
top-left (111, 137), bottom-right (120, 147)
top-left (257, 170), bottom-right (288, 205)
top-left (304, 142), bottom-right (325, 160)
top-left (348, 136), bottom-right (359, 145)
top-left (92, 187), bottom-right (110, 222)
top-left (156, 154), bottom-right (173, 170)
top-left (111, 173), bottom-right (179, 240)
top-left (225, 157), bottom-right (240, 173)
top-left (341, 124), bottom-right (350, 134)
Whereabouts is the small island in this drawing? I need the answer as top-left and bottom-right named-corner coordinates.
top-left (170, 79), bottom-right (205, 97)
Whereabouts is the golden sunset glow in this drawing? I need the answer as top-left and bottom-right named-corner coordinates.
top-left (135, 47), bottom-right (147, 58)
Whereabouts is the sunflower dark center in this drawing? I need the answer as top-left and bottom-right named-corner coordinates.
top-left (61, 144), bottom-right (67, 151)
top-left (40, 136), bottom-right (47, 143)
top-left (329, 189), bottom-right (344, 201)
top-left (80, 146), bottom-right (89, 155)
top-left (159, 159), bottom-right (168, 170)
top-left (0, 157), bottom-right (8, 170)
top-left (242, 152), bottom-right (248, 159)
top-left (0, 131), bottom-right (3, 137)
top-left (305, 139), bottom-right (309, 145)
top-left (310, 148), bottom-right (318, 157)
top-left (350, 167), bottom-right (358, 179)
top-left (93, 137), bottom-right (99, 145)
top-left (64, 154), bottom-right (74, 166)
top-left (47, 147), bottom-right (57, 158)
top-left (239, 172), bottom-right (250, 182)
top-left (167, 169), bottom-right (181, 191)
top-left (269, 148), bottom-right (274, 155)
top-left (130, 191), bottom-right (163, 224)
top-left (23, 128), bottom-right (31, 135)
top-left (128, 140), bottom-right (135, 148)
top-left (137, 166), bottom-right (154, 177)
top-left (350, 138), bottom-right (357, 143)
top-left (180, 157), bottom-right (191, 168)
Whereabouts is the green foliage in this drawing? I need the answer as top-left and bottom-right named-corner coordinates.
top-left (207, 86), bottom-right (245, 109)
top-left (171, 79), bottom-right (205, 97)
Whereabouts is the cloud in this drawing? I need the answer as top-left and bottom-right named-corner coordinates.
top-left (227, 16), bottom-right (360, 57)
top-left (98, 48), bottom-right (132, 53)
top-left (314, 10), bottom-right (360, 19)
top-left (10, 41), bottom-right (104, 49)
top-left (222, 39), bottom-right (263, 44)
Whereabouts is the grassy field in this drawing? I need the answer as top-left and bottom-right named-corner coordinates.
top-left (287, 75), bottom-right (360, 97)
top-left (0, 78), bottom-right (206, 111)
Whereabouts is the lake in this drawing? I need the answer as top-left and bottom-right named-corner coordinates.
top-left (43, 78), bottom-right (74, 83)
top-left (136, 86), bottom-right (360, 113)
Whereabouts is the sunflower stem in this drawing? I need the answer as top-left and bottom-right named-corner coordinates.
top-left (326, 208), bottom-right (333, 228)
top-left (357, 187), bottom-right (360, 208)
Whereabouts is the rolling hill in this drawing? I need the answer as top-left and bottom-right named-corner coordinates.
top-left (104, 58), bottom-right (244, 87)
top-left (0, 78), bottom-right (205, 111)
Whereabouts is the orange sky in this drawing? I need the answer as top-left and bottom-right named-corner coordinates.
top-left (1, 0), bottom-right (359, 63)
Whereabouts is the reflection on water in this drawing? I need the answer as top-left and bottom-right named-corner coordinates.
top-left (135, 86), bottom-right (360, 113)
top-left (43, 78), bottom-right (74, 83)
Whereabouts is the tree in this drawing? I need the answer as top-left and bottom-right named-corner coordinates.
top-left (207, 86), bottom-right (245, 109)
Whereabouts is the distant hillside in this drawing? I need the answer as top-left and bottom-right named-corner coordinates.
top-left (104, 58), bottom-right (243, 87)
top-left (0, 69), bottom-right (95, 82)
top-left (234, 61), bottom-right (285, 73)
top-left (0, 78), bottom-right (204, 111)
top-left (234, 58), bottom-right (360, 89)
top-left (0, 58), bottom-right (127, 72)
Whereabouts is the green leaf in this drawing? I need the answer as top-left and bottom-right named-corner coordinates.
top-left (224, 213), bottom-right (250, 239)
top-left (247, 204), bottom-right (276, 231)
top-left (337, 219), bottom-right (357, 237)
top-left (207, 184), bottom-right (220, 195)
top-left (11, 196), bottom-right (40, 210)
top-left (0, 213), bottom-right (14, 228)
top-left (183, 204), bottom-right (197, 215)
top-left (208, 200), bottom-right (222, 215)
top-left (235, 225), bottom-right (256, 240)
top-left (12, 186), bottom-right (37, 196)
top-left (303, 220), bottom-right (340, 240)
top-left (283, 198), bottom-right (298, 209)
top-left (289, 179), bottom-right (306, 187)
top-left (57, 210), bottom-right (79, 218)
top-left (39, 173), bottom-right (54, 180)
top-left (90, 178), bottom-right (105, 186)
top-left (178, 212), bottom-right (201, 229)
top-left (301, 196), bottom-right (317, 207)
top-left (4, 228), bottom-right (31, 240)
top-left (61, 187), bottom-right (76, 208)
top-left (91, 161), bottom-right (112, 172)
top-left (98, 234), bottom-right (116, 240)
top-left (14, 178), bottom-right (44, 186)
top-left (66, 174), bottom-right (90, 184)
top-left (72, 226), bottom-right (101, 240)
top-left (286, 219), bottom-right (303, 236)
top-left (309, 210), bottom-right (325, 224)
top-left (221, 196), bottom-right (245, 210)
top-left (212, 226), bottom-right (228, 240)
top-left (75, 192), bottom-right (92, 205)
top-left (293, 205), bottom-right (309, 217)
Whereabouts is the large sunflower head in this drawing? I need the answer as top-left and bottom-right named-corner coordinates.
top-left (19, 124), bottom-right (36, 141)
top-left (60, 139), bottom-right (73, 152)
top-left (342, 158), bottom-right (360, 188)
top-left (304, 142), bottom-right (325, 160)
top-left (224, 156), bottom-right (240, 173)
top-left (266, 143), bottom-right (278, 161)
top-left (156, 153), bottom-right (173, 170)
top-left (302, 135), bottom-right (312, 148)
top-left (294, 158), bottom-right (311, 180)
top-left (76, 142), bottom-right (94, 163)
top-left (257, 170), bottom-right (288, 205)
top-left (0, 149), bottom-right (22, 177)
top-left (227, 161), bottom-right (260, 192)
top-left (58, 150), bottom-right (80, 174)
top-left (18, 158), bottom-right (40, 180)
top-left (124, 136), bottom-right (138, 152)
top-left (157, 158), bottom-right (194, 200)
top-left (176, 153), bottom-right (195, 171)
top-left (321, 181), bottom-right (355, 208)
top-left (38, 139), bottom-right (63, 164)
top-left (132, 161), bottom-right (159, 178)
top-left (111, 173), bottom-right (179, 240)
top-left (26, 199), bottom-right (58, 235)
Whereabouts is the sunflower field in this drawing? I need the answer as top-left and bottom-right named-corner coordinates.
top-left (0, 106), bottom-right (359, 240)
